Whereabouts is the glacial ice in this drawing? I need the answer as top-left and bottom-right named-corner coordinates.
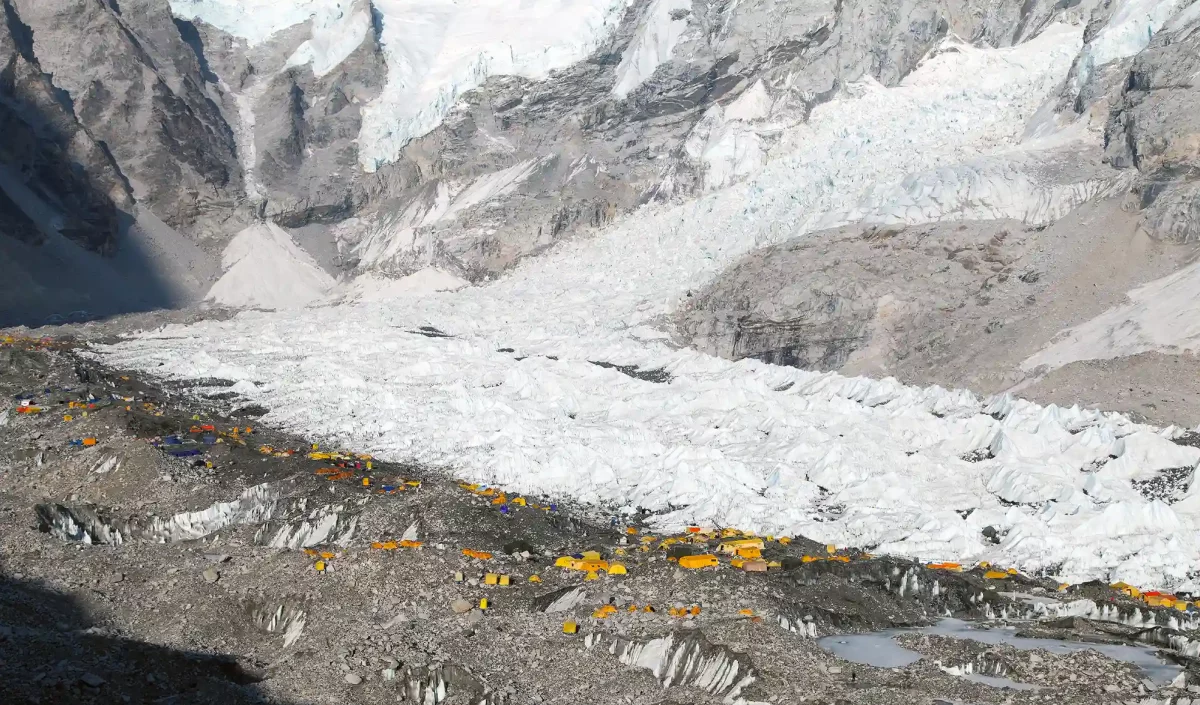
top-left (168, 0), bottom-right (633, 170)
top-left (358, 0), bottom-right (634, 170)
top-left (611, 0), bottom-right (693, 98)
top-left (99, 23), bottom-right (1200, 591)
top-left (1070, 0), bottom-right (1187, 94)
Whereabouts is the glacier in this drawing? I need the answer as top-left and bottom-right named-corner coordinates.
top-left (611, 0), bottom-right (693, 98)
top-left (168, 0), bottom-right (635, 170)
top-left (96, 23), bottom-right (1200, 591)
top-left (358, 0), bottom-right (635, 170)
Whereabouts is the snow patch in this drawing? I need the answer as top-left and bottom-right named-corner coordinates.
top-left (341, 269), bottom-right (470, 301)
top-left (723, 81), bottom-right (773, 122)
top-left (612, 0), bottom-right (692, 98)
top-left (1023, 258), bottom-right (1200, 371)
top-left (207, 224), bottom-right (336, 310)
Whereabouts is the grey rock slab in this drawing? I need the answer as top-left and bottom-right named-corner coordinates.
top-left (79, 673), bottom-right (105, 688)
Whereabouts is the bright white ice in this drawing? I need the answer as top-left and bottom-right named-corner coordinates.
top-left (168, 0), bottom-right (633, 170)
top-left (98, 24), bottom-right (1200, 590)
top-left (359, 0), bottom-right (633, 169)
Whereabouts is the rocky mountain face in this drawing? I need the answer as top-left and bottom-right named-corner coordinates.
top-left (677, 0), bottom-right (1200, 417)
top-left (1105, 8), bottom-right (1200, 244)
top-left (1, 0), bottom-right (1197, 363)
top-left (0, 1), bottom-right (1103, 282)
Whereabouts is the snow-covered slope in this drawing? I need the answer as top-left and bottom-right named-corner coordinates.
top-left (206, 224), bottom-right (336, 309)
top-left (1024, 258), bottom-right (1200, 372)
top-left (611, 0), bottom-right (692, 98)
top-left (171, 0), bottom-right (634, 170)
top-left (96, 24), bottom-right (1200, 591)
top-left (359, 0), bottom-right (634, 170)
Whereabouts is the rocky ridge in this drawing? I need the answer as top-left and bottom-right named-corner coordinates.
top-left (0, 0), bottom-right (1153, 323)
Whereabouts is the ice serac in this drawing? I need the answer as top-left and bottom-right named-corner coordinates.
top-left (358, 0), bottom-right (636, 170)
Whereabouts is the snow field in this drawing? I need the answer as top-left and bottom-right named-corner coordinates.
top-left (100, 23), bottom-right (1200, 590)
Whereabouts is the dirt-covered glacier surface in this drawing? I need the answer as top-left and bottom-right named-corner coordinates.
top-left (3, 339), bottom-right (1200, 705)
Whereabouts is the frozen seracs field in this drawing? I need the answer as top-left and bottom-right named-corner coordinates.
top-left (97, 24), bottom-right (1200, 591)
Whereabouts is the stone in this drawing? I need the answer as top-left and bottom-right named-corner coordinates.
top-left (451, 598), bottom-right (473, 614)
top-left (202, 568), bottom-right (219, 584)
top-left (80, 673), bottom-right (105, 688)
top-left (344, 673), bottom-right (362, 685)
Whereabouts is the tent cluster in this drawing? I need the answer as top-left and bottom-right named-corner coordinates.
top-left (458, 482), bottom-right (558, 515)
top-left (554, 551), bottom-right (628, 579)
top-left (926, 561), bottom-right (1023, 581)
top-left (1, 334), bottom-right (67, 351)
top-left (303, 548), bottom-right (337, 572)
top-left (1111, 582), bottom-right (1195, 611)
top-left (371, 540), bottom-right (423, 550)
top-left (14, 387), bottom-right (118, 420)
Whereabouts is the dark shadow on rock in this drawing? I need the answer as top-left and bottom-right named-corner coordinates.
top-left (0, 0), bottom-right (212, 329)
top-left (0, 572), bottom-right (287, 705)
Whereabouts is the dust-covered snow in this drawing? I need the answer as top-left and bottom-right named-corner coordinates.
top-left (206, 224), bottom-right (336, 309)
top-left (1024, 258), bottom-right (1200, 371)
top-left (96, 24), bottom-right (1200, 590)
top-left (338, 269), bottom-right (470, 301)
